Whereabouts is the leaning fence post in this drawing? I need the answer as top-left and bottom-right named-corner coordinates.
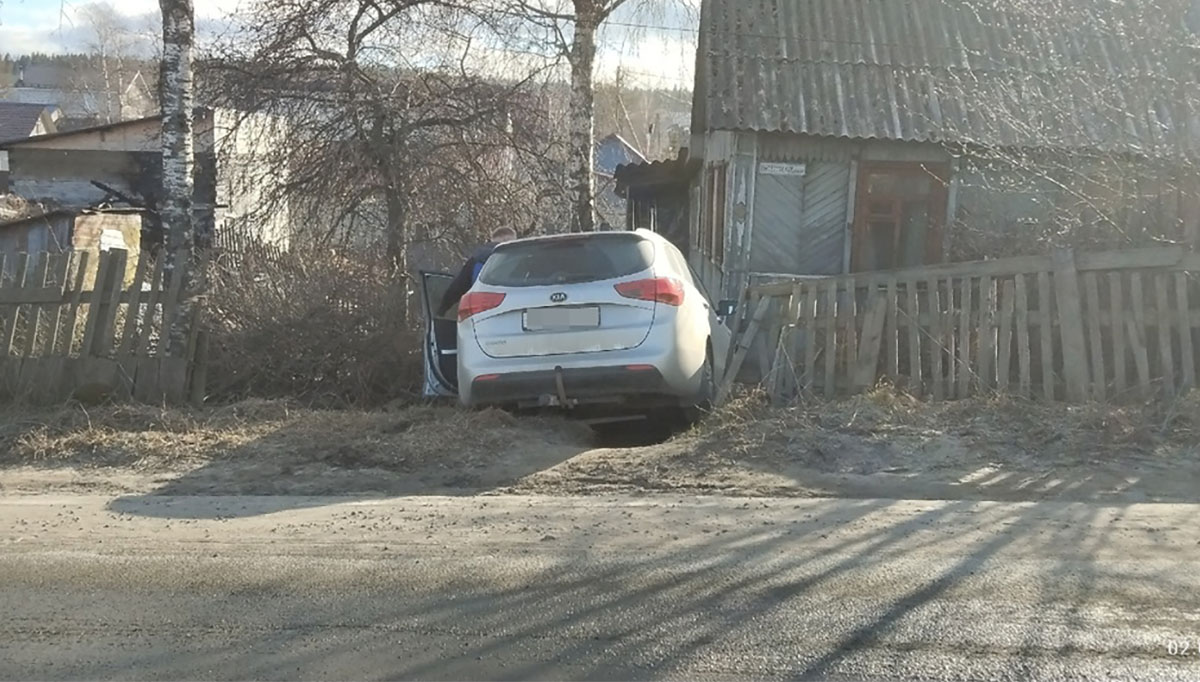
top-left (717, 294), bottom-right (771, 404)
top-left (1052, 248), bottom-right (1090, 402)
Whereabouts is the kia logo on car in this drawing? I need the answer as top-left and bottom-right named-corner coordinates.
top-left (550, 292), bottom-right (568, 303)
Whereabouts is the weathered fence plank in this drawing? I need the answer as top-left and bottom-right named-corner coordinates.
top-left (927, 277), bottom-right (942, 400)
top-left (1128, 273), bottom-right (1152, 396)
top-left (46, 254), bottom-right (73, 356)
top-left (1053, 249), bottom-right (1090, 402)
top-left (979, 276), bottom-right (996, 390)
top-left (136, 255), bottom-right (167, 359)
top-left (957, 277), bottom-right (972, 397)
top-left (885, 278), bottom-right (899, 386)
top-left (1084, 272), bottom-right (1106, 401)
top-left (1108, 272), bottom-right (1128, 395)
top-left (801, 286), bottom-right (816, 394)
top-left (945, 280), bottom-right (958, 398)
top-left (823, 282), bottom-right (838, 399)
top-left (909, 279), bottom-right (925, 397)
top-left (3, 254), bottom-right (30, 354)
top-left (21, 253), bottom-right (51, 357)
top-left (1015, 274), bottom-right (1032, 398)
top-left (1155, 273), bottom-right (1176, 395)
top-left (855, 288), bottom-right (888, 391)
top-left (1037, 271), bottom-right (1055, 401)
top-left (79, 252), bottom-right (112, 357)
top-left (1177, 272), bottom-right (1196, 392)
top-left (998, 279), bottom-right (1015, 393)
top-left (118, 252), bottom-right (152, 356)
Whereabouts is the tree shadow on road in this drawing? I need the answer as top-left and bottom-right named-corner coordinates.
top-left (38, 496), bottom-right (1192, 681)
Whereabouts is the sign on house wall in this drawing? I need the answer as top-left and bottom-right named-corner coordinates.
top-left (759, 162), bottom-right (807, 177)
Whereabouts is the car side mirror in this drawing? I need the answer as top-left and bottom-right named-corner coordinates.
top-left (716, 300), bottom-right (737, 318)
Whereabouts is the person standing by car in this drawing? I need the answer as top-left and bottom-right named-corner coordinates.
top-left (438, 226), bottom-right (517, 316)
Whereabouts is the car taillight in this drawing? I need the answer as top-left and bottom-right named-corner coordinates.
top-left (614, 277), bottom-right (685, 306)
top-left (458, 292), bottom-right (506, 321)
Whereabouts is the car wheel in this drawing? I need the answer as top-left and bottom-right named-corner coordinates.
top-left (683, 345), bottom-right (716, 425)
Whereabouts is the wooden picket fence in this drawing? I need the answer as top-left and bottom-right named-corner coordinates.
top-left (719, 247), bottom-right (1200, 404)
top-left (0, 248), bottom-right (208, 404)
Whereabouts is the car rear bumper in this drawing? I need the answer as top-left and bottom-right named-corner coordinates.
top-left (466, 365), bottom-right (675, 409)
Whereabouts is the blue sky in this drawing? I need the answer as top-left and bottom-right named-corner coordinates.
top-left (0, 0), bottom-right (698, 88)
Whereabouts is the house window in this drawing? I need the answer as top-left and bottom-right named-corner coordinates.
top-left (852, 162), bottom-right (949, 271)
top-left (702, 162), bottom-right (727, 266)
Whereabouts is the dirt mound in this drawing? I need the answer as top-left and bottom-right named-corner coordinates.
top-left (511, 388), bottom-right (1200, 502)
top-left (3, 391), bottom-right (1198, 502)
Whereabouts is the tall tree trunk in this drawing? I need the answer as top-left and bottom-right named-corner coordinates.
top-left (568, 13), bottom-right (598, 232)
top-left (160, 0), bottom-right (196, 354)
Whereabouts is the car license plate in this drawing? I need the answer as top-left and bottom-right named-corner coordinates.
top-left (523, 306), bottom-right (600, 331)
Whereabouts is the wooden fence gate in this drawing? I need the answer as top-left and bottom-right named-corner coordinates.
top-left (0, 248), bottom-right (208, 404)
top-left (720, 247), bottom-right (1200, 404)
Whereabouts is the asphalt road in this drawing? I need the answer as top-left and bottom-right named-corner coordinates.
top-left (2, 493), bottom-right (1199, 681)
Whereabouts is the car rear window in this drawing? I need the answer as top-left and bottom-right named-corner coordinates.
top-left (479, 234), bottom-right (655, 287)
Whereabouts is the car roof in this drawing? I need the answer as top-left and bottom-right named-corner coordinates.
top-left (498, 229), bottom-right (662, 250)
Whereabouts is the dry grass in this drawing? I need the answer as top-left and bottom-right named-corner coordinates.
top-left (0, 400), bottom-right (591, 473)
top-left (685, 386), bottom-right (1200, 473)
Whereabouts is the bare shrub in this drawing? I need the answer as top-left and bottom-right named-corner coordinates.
top-left (203, 245), bottom-right (423, 406)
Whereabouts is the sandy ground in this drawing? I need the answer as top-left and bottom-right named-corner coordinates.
top-left (2, 390), bottom-right (1198, 503)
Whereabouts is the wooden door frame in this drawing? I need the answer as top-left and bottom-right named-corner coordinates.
top-left (851, 161), bottom-right (951, 272)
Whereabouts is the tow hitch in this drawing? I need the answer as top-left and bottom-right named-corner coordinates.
top-left (538, 366), bottom-right (578, 408)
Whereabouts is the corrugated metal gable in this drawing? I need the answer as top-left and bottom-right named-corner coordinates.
top-left (696, 0), bottom-right (1200, 157)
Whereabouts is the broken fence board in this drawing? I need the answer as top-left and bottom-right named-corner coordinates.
top-left (717, 294), bottom-right (770, 404)
top-left (855, 288), bottom-right (888, 390)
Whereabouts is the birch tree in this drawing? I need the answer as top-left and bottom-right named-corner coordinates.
top-left (159, 0), bottom-right (196, 351)
top-left (511, 0), bottom-right (631, 232)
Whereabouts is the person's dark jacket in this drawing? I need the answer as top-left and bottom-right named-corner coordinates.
top-left (438, 242), bottom-right (500, 316)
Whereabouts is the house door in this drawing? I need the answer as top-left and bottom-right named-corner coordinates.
top-left (852, 162), bottom-right (949, 271)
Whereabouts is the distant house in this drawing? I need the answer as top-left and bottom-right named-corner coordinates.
top-left (2, 63), bottom-right (155, 130)
top-left (620, 0), bottom-right (1200, 301)
top-left (0, 108), bottom-right (290, 251)
top-left (0, 102), bottom-right (59, 144)
top-left (593, 133), bottom-right (646, 229)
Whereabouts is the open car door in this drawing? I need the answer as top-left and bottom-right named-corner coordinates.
top-left (420, 271), bottom-right (458, 398)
